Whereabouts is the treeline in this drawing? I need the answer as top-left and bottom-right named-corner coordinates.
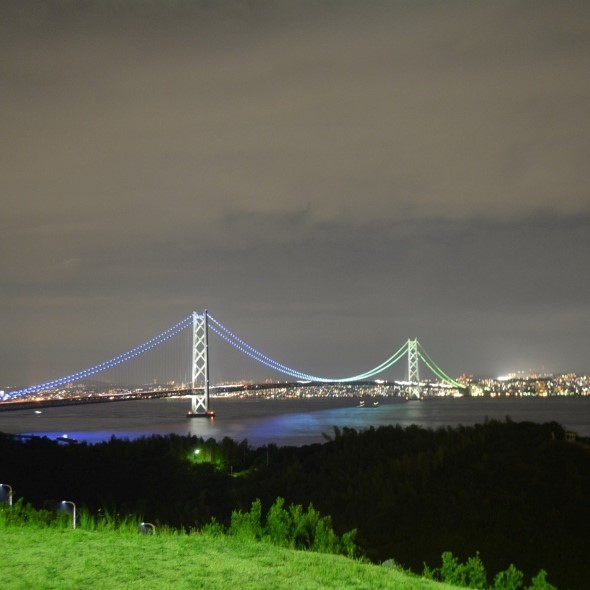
top-left (1, 419), bottom-right (588, 589)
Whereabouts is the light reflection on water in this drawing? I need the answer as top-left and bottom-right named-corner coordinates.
top-left (1, 396), bottom-right (589, 447)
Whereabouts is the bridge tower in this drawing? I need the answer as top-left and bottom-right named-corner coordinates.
top-left (407, 338), bottom-right (421, 399)
top-left (187, 310), bottom-right (215, 418)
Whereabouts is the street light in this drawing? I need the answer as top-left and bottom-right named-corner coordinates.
top-left (139, 522), bottom-right (156, 534)
top-left (60, 500), bottom-right (76, 529)
top-left (0, 483), bottom-right (12, 506)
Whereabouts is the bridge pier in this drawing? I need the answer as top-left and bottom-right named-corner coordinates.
top-left (407, 338), bottom-right (422, 400)
top-left (187, 310), bottom-right (215, 418)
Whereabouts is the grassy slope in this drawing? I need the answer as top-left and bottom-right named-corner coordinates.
top-left (0, 528), bottom-right (458, 590)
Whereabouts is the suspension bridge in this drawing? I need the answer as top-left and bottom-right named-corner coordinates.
top-left (3, 311), bottom-right (465, 415)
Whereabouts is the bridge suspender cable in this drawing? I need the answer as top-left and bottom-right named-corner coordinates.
top-left (416, 341), bottom-right (463, 388)
top-left (208, 314), bottom-right (410, 383)
top-left (208, 315), bottom-right (319, 381)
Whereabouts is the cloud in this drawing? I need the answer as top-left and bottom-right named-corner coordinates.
top-left (2, 1), bottom-right (589, 246)
top-left (2, 1), bottom-right (590, 384)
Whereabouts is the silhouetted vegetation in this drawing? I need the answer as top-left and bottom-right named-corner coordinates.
top-left (422, 551), bottom-right (556, 589)
top-left (1, 419), bottom-right (586, 589)
top-left (226, 497), bottom-right (357, 557)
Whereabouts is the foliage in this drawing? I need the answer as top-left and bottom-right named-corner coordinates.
top-left (77, 509), bottom-right (144, 533)
top-left (0, 501), bottom-right (148, 534)
top-left (528, 571), bottom-right (556, 590)
top-left (0, 498), bottom-right (53, 528)
top-left (229, 498), bottom-right (264, 541)
top-left (228, 497), bottom-right (357, 557)
top-left (423, 552), bottom-right (557, 590)
top-left (199, 516), bottom-right (225, 537)
top-left (438, 551), bottom-right (487, 588)
top-left (493, 564), bottom-right (524, 590)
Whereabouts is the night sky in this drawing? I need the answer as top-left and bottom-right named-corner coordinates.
top-left (2, 1), bottom-right (589, 389)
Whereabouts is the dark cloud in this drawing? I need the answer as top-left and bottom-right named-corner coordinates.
top-left (2, 1), bottom-right (589, 388)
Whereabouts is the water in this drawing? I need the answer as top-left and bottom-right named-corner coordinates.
top-left (1, 395), bottom-right (589, 447)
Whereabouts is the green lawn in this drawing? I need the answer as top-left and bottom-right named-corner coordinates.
top-left (0, 528), bottom-right (458, 590)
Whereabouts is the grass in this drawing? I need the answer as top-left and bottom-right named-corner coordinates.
top-left (0, 527), bottom-right (459, 590)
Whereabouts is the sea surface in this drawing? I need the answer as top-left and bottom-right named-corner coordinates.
top-left (1, 395), bottom-right (589, 447)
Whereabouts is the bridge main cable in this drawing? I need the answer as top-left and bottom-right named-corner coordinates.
top-left (7, 312), bottom-right (452, 402)
top-left (7, 315), bottom-right (193, 399)
top-left (208, 314), bottom-right (408, 382)
top-left (416, 341), bottom-right (463, 388)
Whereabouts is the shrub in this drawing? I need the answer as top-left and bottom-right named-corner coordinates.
top-left (0, 498), bottom-right (54, 529)
top-left (424, 552), bottom-right (557, 590)
top-left (528, 570), bottom-right (556, 590)
top-left (265, 497), bottom-right (291, 545)
top-left (229, 498), bottom-right (263, 541)
top-left (438, 550), bottom-right (487, 588)
top-left (200, 516), bottom-right (226, 537)
top-left (227, 497), bottom-right (357, 557)
top-left (493, 563), bottom-right (524, 590)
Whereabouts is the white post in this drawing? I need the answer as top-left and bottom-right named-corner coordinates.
top-left (0, 483), bottom-right (12, 506)
top-left (61, 500), bottom-right (76, 529)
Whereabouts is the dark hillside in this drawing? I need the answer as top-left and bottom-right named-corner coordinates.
top-left (248, 421), bottom-right (589, 590)
top-left (1, 420), bottom-right (587, 589)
